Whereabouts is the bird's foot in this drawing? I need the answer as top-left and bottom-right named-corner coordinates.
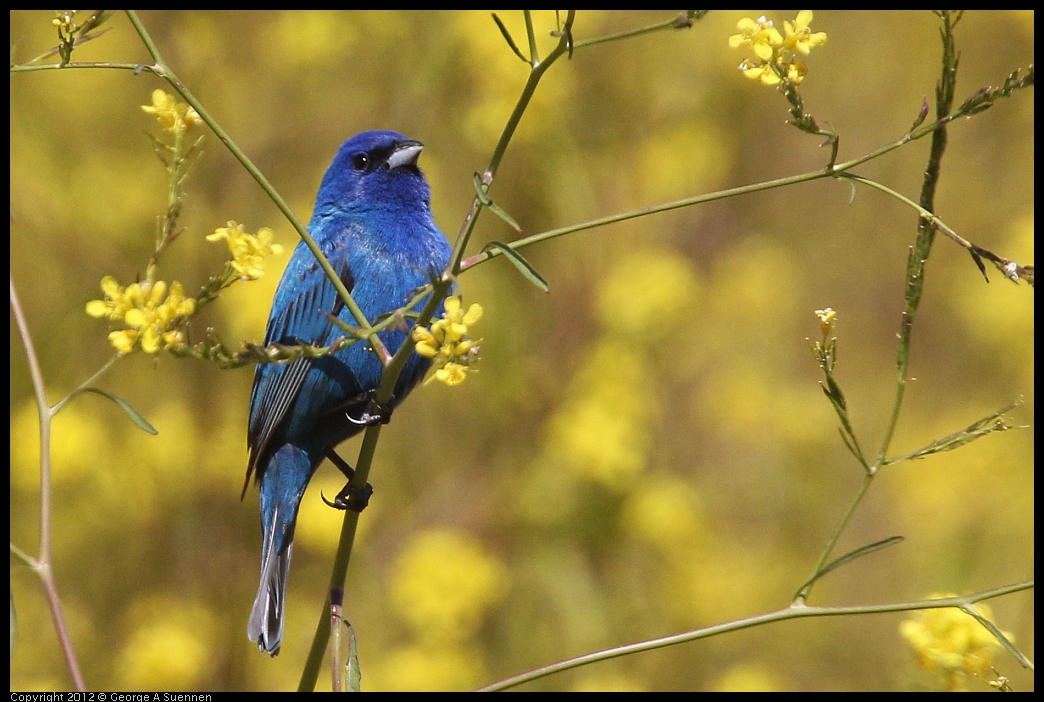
top-left (322, 450), bottom-right (374, 512)
top-left (345, 391), bottom-right (394, 427)
top-left (322, 481), bottom-right (374, 512)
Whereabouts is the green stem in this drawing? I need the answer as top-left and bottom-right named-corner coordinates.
top-left (523, 10), bottom-right (539, 66)
top-left (10, 273), bottom-right (87, 691)
top-left (52, 355), bottom-right (119, 415)
top-left (840, 174), bottom-right (973, 253)
top-left (572, 13), bottom-right (697, 50)
top-left (458, 106), bottom-right (975, 273)
top-left (875, 10), bottom-right (959, 465)
top-left (297, 455), bottom-right (372, 692)
top-left (10, 61), bottom-right (165, 74)
top-left (794, 472), bottom-right (874, 605)
top-left (478, 581), bottom-right (1034, 691)
top-left (461, 167), bottom-right (825, 271)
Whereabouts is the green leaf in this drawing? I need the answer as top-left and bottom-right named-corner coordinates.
top-left (795, 536), bottom-right (904, 599)
top-left (472, 173), bottom-right (522, 233)
top-left (491, 12), bottom-right (529, 63)
top-left (823, 373), bottom-right (847, 411)
top-left (482, 241), bottom-right (550, 292)
top-left (837, 426), bottom-right (865, 467)
top-left (487, 201), bottom-right (523, 234)
top-left (345, 621), bottom-right (361, 692)
top-left (959, 604), bottom-right (1033, 670)
top-left (64, 387), bottom-right (158, 435)
top-left (886, 401), bottom-right (1022, 464)
top-left (968, 249), bottom-right (989, 283)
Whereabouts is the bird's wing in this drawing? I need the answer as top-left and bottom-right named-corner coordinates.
top-left (243, 253), bottom-right (354, 495)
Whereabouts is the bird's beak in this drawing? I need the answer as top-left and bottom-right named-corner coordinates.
top-left (387, 140), bottom-right (424, 170)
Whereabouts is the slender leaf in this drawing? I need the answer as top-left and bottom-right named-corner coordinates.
top-left (959, 604), bottom-right (1032, 670)
top-left (345, 621), bottom-right (361, 692)
top-left (63, 387), bottom-right (158, 435)
top-left (794, 536), bottom-right (904, 598)
top-left (487, 201), bottom-right (523, 234)
top-left (472, 173), bottom-right (522, 233)
top-left (823, 373), bottom-right (847, 411)
top-left (885, 401), bottom-right (1022, 465)
top-left (837, 426), bottom-right (868, 469)
top-left (969, 249), bottom-right (989, 282)
top-left (491, 12), bottom-right (529, 63)
top-left (482, 241), bottom-right (550, 292)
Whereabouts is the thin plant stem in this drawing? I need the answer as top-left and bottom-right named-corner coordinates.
top-left (875, 11), bottom-right (960, 466)
top-left (794, 472), bottom-right (874, 605)
top-left (478, 581), bottom-right (1034, 691)
top-left (459, 107), bottom-right (1002, 274)
top-left (10, 273), bottom-right (86, 691)
top-left (571, 11), bottom-right (702, 50)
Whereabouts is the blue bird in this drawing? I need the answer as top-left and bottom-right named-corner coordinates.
top-left (245, 130), bottom-right (451, 655)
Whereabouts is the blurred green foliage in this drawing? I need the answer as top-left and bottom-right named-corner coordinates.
top-left (10, 10), bottom-right (1033, 692)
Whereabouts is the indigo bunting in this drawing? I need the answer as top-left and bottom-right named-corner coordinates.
top-left (245, 130), bottom-right (451, 655)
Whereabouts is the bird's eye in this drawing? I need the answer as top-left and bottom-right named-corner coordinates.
top-left (351, 154), bottom-right (369, 171)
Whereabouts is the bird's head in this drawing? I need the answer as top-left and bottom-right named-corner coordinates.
top-left (314, 130), bottom-right (432, 215)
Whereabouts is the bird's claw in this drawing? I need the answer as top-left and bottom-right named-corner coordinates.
top-left (322, 482), bottom-right (374, 512)
top-left (345, 393), bottom-right (394, 427)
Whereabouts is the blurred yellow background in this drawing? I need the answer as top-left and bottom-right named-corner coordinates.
top-left (10, 10), bottom-right (1033, 692)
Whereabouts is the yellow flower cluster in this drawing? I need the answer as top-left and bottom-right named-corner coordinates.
top-left (141, 89), bottom-right (202, 136)
top-left (729, 11), bottom-right (827, 86)
top-left (205, 222), bottom-right (283, 281)
top-left (412, 296), bottom-right (483, 386)
top-left (899, 595), bottom-right (1012, 691)
top-left (86, 277), bottom-right (196, 354)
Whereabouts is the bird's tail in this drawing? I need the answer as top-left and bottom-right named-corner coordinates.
top-left (249, 504), bottom-right (292, 656)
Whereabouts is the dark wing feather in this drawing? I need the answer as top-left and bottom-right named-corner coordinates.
top-left (243, 253), bottom-right (353, 495)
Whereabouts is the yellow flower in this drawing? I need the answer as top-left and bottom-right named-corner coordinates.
top-left (108, 329), bottom-right (139, 355)
top-left (206, 222), bottom-right (283, 280)
top-left (141, 89), bottom-right (202, 136)
top-left (729, 16), bottom-right (783, 61)
top-left (451, 339), bottom-right (476, 356)
top-left (739, 60), bottom-right (781, 86)
top-left (140, 326), bottom-right (162, 354)
top-left (814, 307), bottom-right (836, 337)
top-left (162, 329), bottom-right (185, 348)
top-left (412, 326), bottom-right (440, 358)
top-left (86, 275), bottom-right (132, 320)
top-left (783, 10), bottom-right (827, 55)
top-left (441, 295), bottom-right (483, 337)
top-left (165, 281), bottom-right (196, 317)
top-left (786, 61), bottom-right (807, 84)
top-left (433, 362), bottom-right (470, 386)
top-left (89, 277), bottom-right (196, 355)
top-left (900, 595), bottom-right (1012, 691)
top-left (411, 295), bottom-right (483, 386)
